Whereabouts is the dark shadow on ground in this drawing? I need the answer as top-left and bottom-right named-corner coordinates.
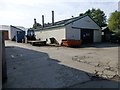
top-left (2, 46), bottom-right (120, 89)
top-left (68, 42), bottom-right (119, 48)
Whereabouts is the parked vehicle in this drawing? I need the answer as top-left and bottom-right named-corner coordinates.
top-left (26, 29), bottom-right (36, 40)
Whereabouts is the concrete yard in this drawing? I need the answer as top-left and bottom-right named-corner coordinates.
top-left (3, 41), bottom-right (119, 88)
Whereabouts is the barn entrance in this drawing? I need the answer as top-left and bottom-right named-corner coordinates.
top-left (81, 29), bottom-right (93, 44)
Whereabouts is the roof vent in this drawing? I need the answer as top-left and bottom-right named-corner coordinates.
top-left (42, 15), bottom-right (44, 27)
top-left (34, 18), bottom-right (37, 24)
top-left (52, 11), bottom-right (54, 25)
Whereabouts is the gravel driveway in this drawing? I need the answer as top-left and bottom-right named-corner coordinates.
top-left (3, 41), bottom-right (119, 88)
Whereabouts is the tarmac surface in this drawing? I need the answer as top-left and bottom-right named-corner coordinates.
top-left (3, 41), bottom-right (119, 88)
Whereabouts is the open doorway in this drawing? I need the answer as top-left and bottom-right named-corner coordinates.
top-left (81, 29), bottom-right (93, 44)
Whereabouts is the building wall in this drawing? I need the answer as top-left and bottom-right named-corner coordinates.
top-left (65, 23), bottom-right (80, 40)
top-left (35, 16), bottom-right (101, 44)
top-left (0, 25), bottom-right (10, 31)
top-left (9, 26), bottom-right (17, 40)
top-left (72, 16), bottom-right (101, 30)
top-left (35, 27), bottom-right (66, 44)
top-left (66, 16), bottom-right (101, 43)
top-left (94, 29), bottom-right (102, 43)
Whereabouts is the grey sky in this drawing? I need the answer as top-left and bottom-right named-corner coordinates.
top-left (0, 0), bottom-right (119, 28)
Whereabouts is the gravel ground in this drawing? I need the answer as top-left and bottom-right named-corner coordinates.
top-left (3, 41), bottom-right (119, 88)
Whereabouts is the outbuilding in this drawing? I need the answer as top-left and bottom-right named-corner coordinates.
top-left (102, 26), bottom-right (111, 42)
top-left (35, 14), bottom-right (102, 45)
top-left (0, 25), bottom-right (26, 41)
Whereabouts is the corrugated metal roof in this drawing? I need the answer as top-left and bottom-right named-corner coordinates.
top-left (15, 26), bottom-right (26, 31)
top-left (34, 14), bottom-right (101, 31)
top-left (11, 25), bottom-right (28, 32)
top-left (35, 15), bottom-right (88, 30)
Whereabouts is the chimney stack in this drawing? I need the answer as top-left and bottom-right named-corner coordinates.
top-left (42, 15), bottom-right (44, 27)
top-left (52, 11), bottom-right (54, 25)
top-left (34, 18), bottom-right (37, 24)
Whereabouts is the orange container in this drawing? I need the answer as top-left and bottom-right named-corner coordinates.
top-left (62, 39), bottom-right (82, 47)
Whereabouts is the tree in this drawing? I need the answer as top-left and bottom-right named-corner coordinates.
top-left (84, 8), bottom-right (107, 27)
top-left (108, 11), bottom-right (120, 42)
top-left (33, 23), bottom-right (41, 29)
top-left (32, 18), bottom-right (42, 29)
top-left (108, 11), bottom-right (120, 33)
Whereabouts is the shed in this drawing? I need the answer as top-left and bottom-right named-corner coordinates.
top-left (102, 26), bottom-right (111, 42)
top-left (35, 15), bottom-right (102, 45)
top-left (0, 25), bottom-right (26, 41)
top-left (10, 25), bottom-right (26, 41)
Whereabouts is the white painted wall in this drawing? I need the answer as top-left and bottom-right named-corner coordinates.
top-left (65, 23), bottom-right (80, 40)
top-left (66, 16), bottom-right (101, 42)
top-left (0, 25), bottom-right (10, 31)
top-left (35, 16), bottom-right (101, 44)
top-left (35, 27), bottom-right (65, 44)
top-left (72, 16), bottom-right (101, 30)
top-left (94, 29), bottom-right (102, 42)
top-left (9, 26), bottom-right (17, 40)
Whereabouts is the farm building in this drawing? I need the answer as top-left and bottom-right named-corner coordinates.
top-left (102, 26), bottom-right (111, 42)
top-left (35, 12), bottom-right (102, 45)
top-left (0, 25), bottom-right (26, 41)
